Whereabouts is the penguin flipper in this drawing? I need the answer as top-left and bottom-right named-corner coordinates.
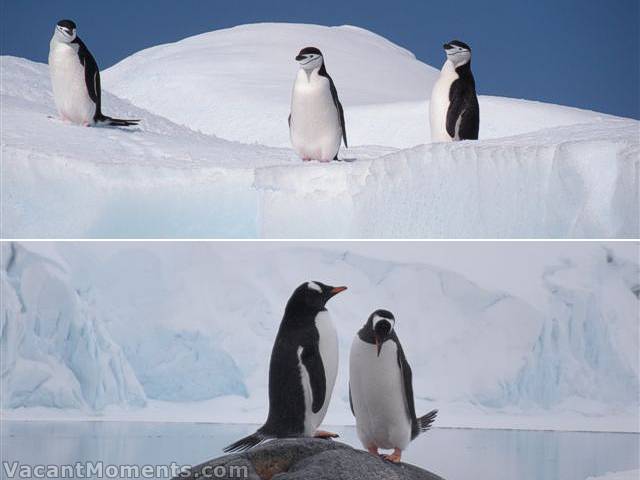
top-left (348, 383), bottom-right (354, 416)
top-left (446, 80), bottom-right (479, 140)
top-left (74, 37), bottom-right (101, 113)
top-left (446, 83), bottom-right (465, 140)
top-left (301, 345), bottom-right (326, 414)
top-left (328, 78), bottom-right (348, 148)
top-left (457, 98), bottom-right (479, 140)
top-left (223, 430), bottom-right (266, 453)
top-left (396, 339), bottom-right (420, 439)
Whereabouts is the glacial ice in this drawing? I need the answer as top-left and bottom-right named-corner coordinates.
top-left (0, 242), bottom-right (248, 411)
top-left (1, 243), bottom-right (146, 411)
top-left (1, 242), bottom-right (637, 432)
top-left (500, 248), bottom-right (640, 408)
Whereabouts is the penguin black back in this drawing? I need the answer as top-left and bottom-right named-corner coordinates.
top-left (355, 309), bottom-right (438, 440)
top-left (224, 281), bottom-right (346, 453)
top-left (444, 40), bottom-right (479, 140)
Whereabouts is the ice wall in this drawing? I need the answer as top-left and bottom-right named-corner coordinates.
top-left (499, 248), bottom-right (640, 409)
top-left (0, 243), bottom-right (249, 411)
top-left (1, 243), bottom-right (638, 424)
top-left (256, 120), bottom-right (640, 238)
top-left (1, 243), bottom-right (146, 410)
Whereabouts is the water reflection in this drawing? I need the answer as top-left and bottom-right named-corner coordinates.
top-left (1, 421), bottom-right (638, 480)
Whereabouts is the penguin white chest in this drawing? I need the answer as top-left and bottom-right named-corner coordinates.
top-left (349, 337), bottom-right (412, 450)
top-left (290, 70), bottom-right (342, 161)
top-left (48, 40), bottom-right (96, 125)
top-left (298, 310), bottom-right (338, 436)
top-left (429, 60), bottom-right (458, 142)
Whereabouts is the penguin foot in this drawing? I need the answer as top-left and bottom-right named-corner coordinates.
top-left (367, 445), bottom-right (379, 456)
top-left (382, 448), bottom-right (402, 463)
top-left (302, 157), bottom-right (311, 162)
top-left (313, 430), bottom-right (339, 439)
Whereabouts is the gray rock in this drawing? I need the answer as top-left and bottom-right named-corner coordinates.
top-left (175, 438), bottom-right (445, 480)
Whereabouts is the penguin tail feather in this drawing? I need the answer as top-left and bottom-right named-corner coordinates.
top-left (96, 114), bottom-right (140, 127)
top-left (223, 431), bottom-right (267, 453)
top-left (418, 409), bottom-right (438, 433)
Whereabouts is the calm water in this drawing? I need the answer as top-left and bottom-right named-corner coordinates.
top-left (1, 421), bottom-right (638, 479)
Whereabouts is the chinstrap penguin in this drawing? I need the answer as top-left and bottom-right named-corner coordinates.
top-left (224, 281), bottom-right (347, 452)
top-left (48, 20), bottom-right (140, 127)
top-left (429, 40), bottom-right (479, 142)
top-left (349, 309), bottom-right (438, 463)
top-left (289, 47), bottom-right (347, 161)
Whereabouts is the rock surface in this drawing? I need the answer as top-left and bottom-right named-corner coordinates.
top-left (175, 438), bottom-right (445, 480)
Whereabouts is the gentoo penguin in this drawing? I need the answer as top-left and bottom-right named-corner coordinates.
top-left (289, 47), bottom-right (347, 161)
top-left (48, 20), bottom-right (139, 127)
top-left (224, 281), bottom-right (347, 452)
top-left (429, 40), bottom-right (479, 142)
top-left (349, 309), bottom-right (438, 463)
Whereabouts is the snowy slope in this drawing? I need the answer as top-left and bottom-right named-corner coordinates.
top-left (103, 23), bottom-right (439, 148)
top-left (2, 242), bottom-right (638, 432)
top-left (103, 23), bottom-right (617, 149)
top-left (2, 23), bottom-right (639, 238)
top-left (0, 55), bottom-right (390, 238)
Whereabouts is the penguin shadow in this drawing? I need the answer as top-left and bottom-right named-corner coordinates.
top-left (334, 157), bottom-right (357, 163)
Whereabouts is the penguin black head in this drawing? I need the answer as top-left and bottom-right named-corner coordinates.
top-left (55, 19), bottom-right (77, 43)
top-left (286, 281), bottom-right (347, 315)
top-left (443, 40), bottom-right (471, 66)
top-left (295, 47), bottom-right (324, 71)
top-left (369, 309), bottom-right (396, 357)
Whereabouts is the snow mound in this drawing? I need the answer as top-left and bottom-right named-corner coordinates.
top-left (104, 23), bottom-right (616, 149)
top-left (103, 23), bottom-right (439, 147)
top-left (0, 56), bottom-right (291, 238)
top-left (0, 56), bottom-right (391, 238)
top-left (2, 24), bottom-right (638, 238)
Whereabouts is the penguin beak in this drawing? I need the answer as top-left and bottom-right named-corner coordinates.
top-left (295, 54), bottom-right (306, 61)
top-left (443, 43), bottom-right (452, 50)
top-left (329, 286), bottom-right (347, 296)
top-left (375, 336), bottom-right (382, 357)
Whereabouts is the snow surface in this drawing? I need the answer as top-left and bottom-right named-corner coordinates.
top-left (587, 470), bottom-right (640, 480)
top-left (2, 23), bottom-right (639, 238)
top-left (103, 23), bottom-right (619, 149)
top-left (2, 242), bottom-right (638, 433)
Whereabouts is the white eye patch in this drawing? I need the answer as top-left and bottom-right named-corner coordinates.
top-left (372, 313), bottom-right (395, 330)
top-left (307, 281), bottom-right (322, 292)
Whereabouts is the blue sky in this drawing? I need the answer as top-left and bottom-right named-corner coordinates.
top-left (2, 0), bottom-right (638, 118)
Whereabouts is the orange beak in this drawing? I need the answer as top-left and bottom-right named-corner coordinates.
top-left (330, 286), bottom-right (347, 295)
